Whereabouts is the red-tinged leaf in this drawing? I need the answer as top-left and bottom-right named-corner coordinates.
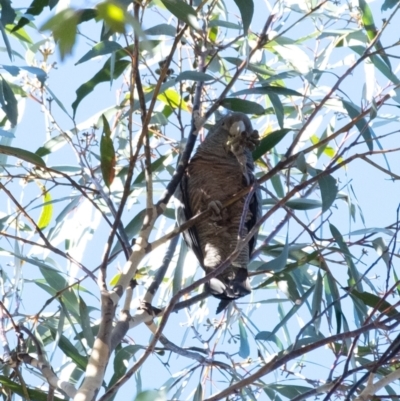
top-left (100, 115), bottom-right (116, 188)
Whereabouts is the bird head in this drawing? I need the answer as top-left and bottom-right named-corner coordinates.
top-left (219, 112), bottom-right (260, 151)
top-left (206, 268), bottom-right (251, 313)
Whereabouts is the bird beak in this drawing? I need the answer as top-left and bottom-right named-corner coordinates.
top-left (229, 121), bottom-right (246, 137)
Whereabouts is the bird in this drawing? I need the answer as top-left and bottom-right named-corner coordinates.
top-left (175, 112), bottom-right (261, 313)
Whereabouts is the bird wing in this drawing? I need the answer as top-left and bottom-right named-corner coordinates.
top-left (247, 183), bottom-right (262, 256)
top-left (175, 174), bottom-right (204, 266)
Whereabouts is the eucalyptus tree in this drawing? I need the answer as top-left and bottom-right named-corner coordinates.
top-left (0, 1), bottom-right (399, 400)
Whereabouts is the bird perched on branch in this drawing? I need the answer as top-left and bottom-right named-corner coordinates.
top-left (175, 112), bottom-right (261, 313)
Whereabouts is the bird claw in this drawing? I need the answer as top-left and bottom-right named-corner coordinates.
top-left (208, 200), bottom-right (223, 221)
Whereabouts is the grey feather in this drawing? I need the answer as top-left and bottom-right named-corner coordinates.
top-left (175, 112), bottom-right (261, 313)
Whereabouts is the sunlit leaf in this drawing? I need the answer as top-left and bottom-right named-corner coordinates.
top-left (157, 88), bottom-right (189, 111)
top-left (37, 186), bottom-right (53, 229)
top-left (41, 8), bottom-right (79, 60)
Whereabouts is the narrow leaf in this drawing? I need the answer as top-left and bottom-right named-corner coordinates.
top-left (257, 235), bottom-right (288, 272)
top-left (37, 187), bottom-right (53, 229)
top-left (100, 115), bottom-right (116, 188)
top-left (342, 100), bottom-right (374, 151)
top-left (233, 0), bottom-right (254, 33)
top-left (221, 98), bottom-right (264, 115)
top-left (72, 58), bottom-right (130, 117)
top-left (0, 144), bottom-right (46, 166)
top-left (318, 174), bottom-right (338, 213)
top-left (160, 0), bottom-right (201, 31)
top-left (75, 40), bottom-right (123, 65)
top-left (175, 71), bottom-right (213, 82)
top-left (253, 129), bottom-right (291, 160)
top-left (233, 86), bottom-right (303, 97)
top-left (0, 77), bottom-right (17, 126)
top-left (0, 375), bottom-right (64, 401)
top-left (238, 319), bottom-right (250, 358)
top-left (41, 8), bottom-right (79, 60)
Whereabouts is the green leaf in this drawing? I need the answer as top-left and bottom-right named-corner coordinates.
top-left (41, 8), bottom-right (79, 60)
top-left (75, 40), bottom-right (123, 65)
top-left (359, 0), bottom-right (391, 69)
top-left (349, 289), bottom-right (398, 318)
top-left (233, 0), bottom-right (254, 33)
top-left (133, 154), bottom-right (170, 184)
top-left (311, 270), bottom-right (323, 333)
top-left (1, 65), bottom-right (47, 85)
top-left (50, 330), bottom-right (88, 371)
top-left (209, 19), bottom-right (240, 30)
top-left (382, 0), bottom-right (399, 10)
top-left (37, 187), bottom-right (53, 229)
top-left (238, 319), bottom-right (250, 358)
top-left (193, 383), bottom-right (203, 401)
top-left (342, 100), bottom-right (374, 151)
top-left (372, 237), bottom-right (391, 269)
top-left (255, 331), bottom-right (283, 350)
top-left (72, 58), bottom-right (130, 117)
top-left (157, 88), bottom-right (189, 111)
top-left (79, 296), bottom-right (95, 348)
top-left (38, 266), bottom-right (80, 318)
top-left (0, 0), bottom-right (16, 25)
top-left (0, 21), bottom-right (12, 61)
top-left (252, 129), bottom-right (291, 160)
top-left (233, 86), bottom-right (303, 97)
top-left (257, 235), bottom-right (288, 272)
top-left (134, 390), bottom-right (166, 401)
top-left (36, 133), bottom-right (69, 157)
top-left (0, 77), bottom-right (17, 126)
top-left (175, 71), bottom-right (214, 82)
top-left (0, 144), bottom-right (46, 166)
top-left (221, 98), bottom-right (264, 115)
top-left (160, 0), bottom-right (200, 31)
top-left (144, 23), bottom-right (176, 36)
top-left (330, 224), bottom-right (363, 292)
top-left (100, 115), bottom-right (116, 188)
top-left (268, 93), bottom-right (284, 129)
top-left (110, 209), bottom-right (146, 256)
top-left (96, 1), bottom-right (126, 33)
top-left (318, 174), bottom-right (338, 213)
top-left (0, 375), bottom-right (64, 401)
top-left (12, 0), bottom-right (50, 32)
